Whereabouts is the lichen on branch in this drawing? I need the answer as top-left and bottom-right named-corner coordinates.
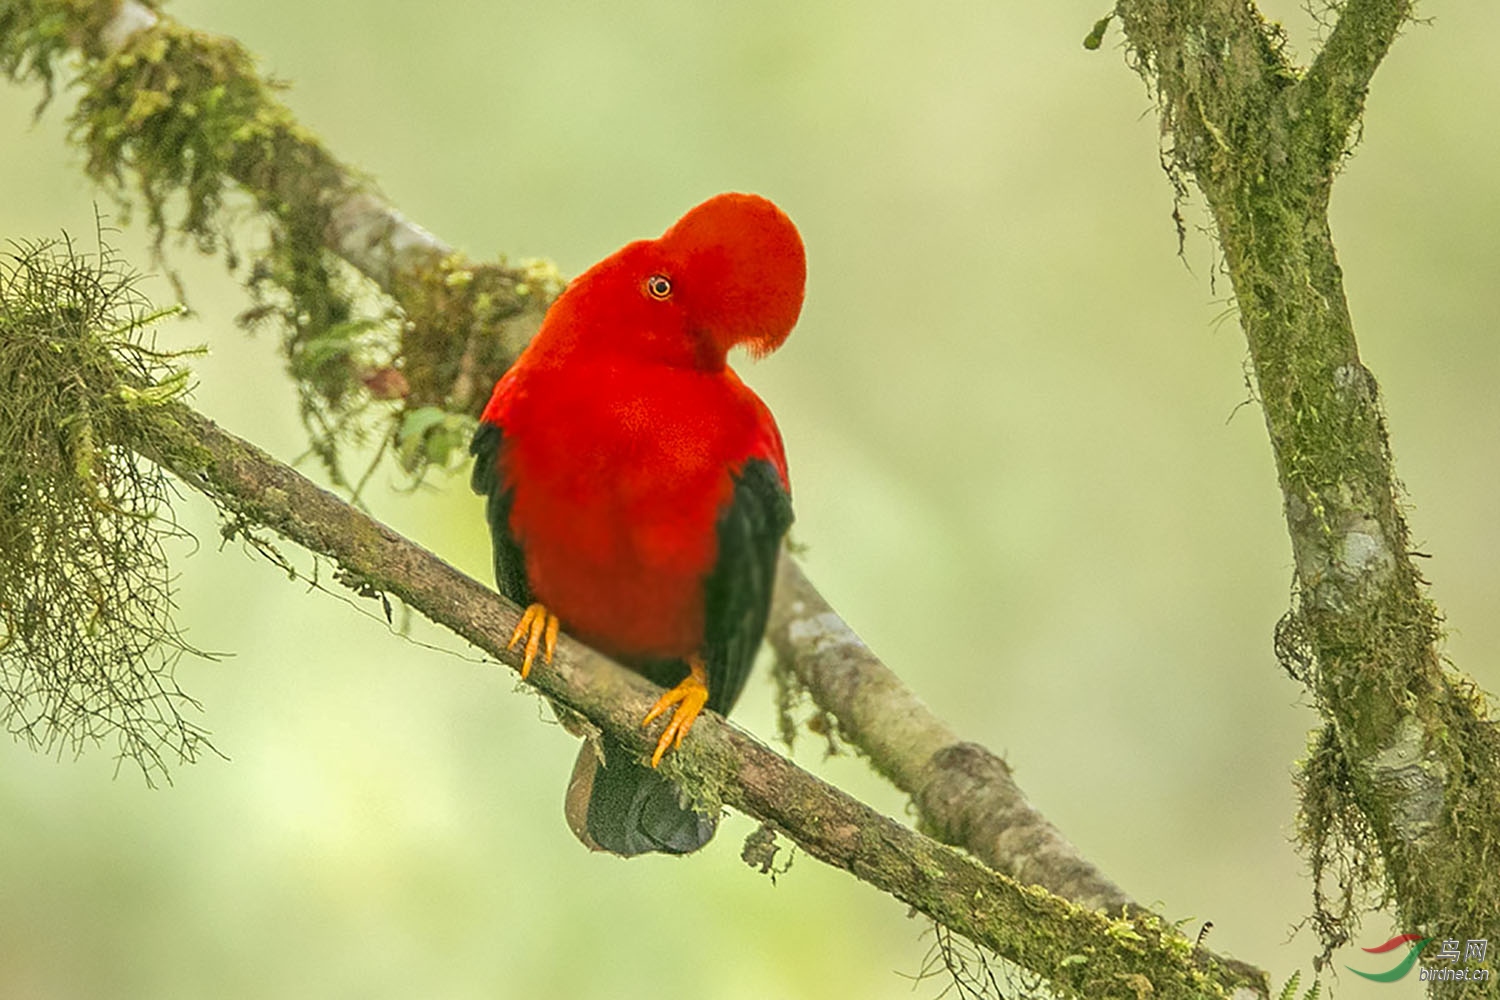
top-left (1106, 0), bottom-right (1500, 975)
top-left (1, 0), bottom-right (556, 485)
top-left (0, 222), bottom-right (1267, 998)
top-left (135, 387), bottom-right (1269, 1000)
top-left (0, 232), bottom-right (211, 779)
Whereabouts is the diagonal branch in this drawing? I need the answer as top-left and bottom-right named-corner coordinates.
top-left (10, 0), bottom-right (549, 419)
top-left (95, 2), bottom-right (458, 291)
top-left (131, 397), bottom-right (1267, 1000)
top-left (0, 0), bottom-right (1168, 928)
top-left (768, 561), bottom-right (1134, 915)
top-left (1294, 0), bottom-right (1414, 166)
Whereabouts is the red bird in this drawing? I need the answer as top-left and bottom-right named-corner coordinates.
top-left (470, 193), bottom-right (804, 856)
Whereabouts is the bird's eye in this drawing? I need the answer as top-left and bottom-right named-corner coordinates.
top-left (644, 274), bottom-right (673, 301)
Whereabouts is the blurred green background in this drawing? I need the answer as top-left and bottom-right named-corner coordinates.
top-left (2, 1), bottom-right (1496, 997)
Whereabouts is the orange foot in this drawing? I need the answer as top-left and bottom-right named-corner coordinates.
top-left (642, 654), bottom-right (709, 768)
top-left (508, 603), bottom-right (559, 679)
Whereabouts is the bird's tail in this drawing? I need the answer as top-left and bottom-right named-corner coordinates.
top-left (564, 735), bottom-right (717, 856)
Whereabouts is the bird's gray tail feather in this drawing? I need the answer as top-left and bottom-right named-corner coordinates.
top-left (564, 735), bottom-right (716, 856)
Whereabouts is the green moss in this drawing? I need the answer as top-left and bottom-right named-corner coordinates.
top-left (0, 0), bottom-right (122, 109)
top-left (391, 254), bottom-right (545, 410)
top-left (7, 4), bottom-right (562, 486)
top-left (1293, 723), bottom-right (1380, 965)
top-left (75, 21), bottom-right (271, 258)
top-left (767, 648), bottom-right (845, 758)
top-left (37, 15), bottom-right (376, 482)
top-left (0, 233), bottom-right (211, 781)
top-left (1116, 0), bottom-right (1500, 978)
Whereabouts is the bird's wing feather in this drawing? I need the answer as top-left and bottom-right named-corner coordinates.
top-left (469, 421), bottom-right (533, 606)
top-left (702, 458), bottom-right (793, 716)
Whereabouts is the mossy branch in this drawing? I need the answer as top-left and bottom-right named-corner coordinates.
top-left (0, 0), bottom-right (1192, 945)
top-left (1, 0), bottom-right (555, 485)
top-left (768, 561), bottom-right (1135, 916)
top-left (0, 233), bottom-right (211, 780)
top-left (1109, 0), bottom-right (1500, 976)
top-left (1296, 0), bottom-right (1414, 164)
top-left (0, 226), bottom-right (1270, 990)
top-left (125, 393), bottom-right (1264, 1000)
top-left (0, 221), bottom-right (1271, 995)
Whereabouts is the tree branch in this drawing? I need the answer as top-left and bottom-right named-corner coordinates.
top-left (768, 561), bottom-right (1134, 916)
top-left (0, 0), bottom-right (1178, 933)
top-left (1113, 0), bottom-right (1500, 970)
top-left (130, 397), bottom-right (1266, 1000)
top-left (1295, 0), bottom-right (1414, 167)
top-left (95, 0), bottom-right (452, 279)
top-left (19, 0), bottom-right (548, 418)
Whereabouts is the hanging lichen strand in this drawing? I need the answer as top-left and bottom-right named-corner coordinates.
top-left (1, 0), bottom-right (558, 487)
top-left (0, 235), bottom-right (211, 780)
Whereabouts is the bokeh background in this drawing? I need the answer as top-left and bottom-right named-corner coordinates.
top-left (2, 1), bottom-right (1496, 997)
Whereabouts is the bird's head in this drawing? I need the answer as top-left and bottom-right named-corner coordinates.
top-left (654, 192), bottom-right (806, 362)
top-left (550, 193), bottom-right (806, 371)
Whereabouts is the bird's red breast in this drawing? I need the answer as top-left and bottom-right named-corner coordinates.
top-left (478, 192), bottom-right (801, 661)
top-left (487, 357), bottom-right (784, 658)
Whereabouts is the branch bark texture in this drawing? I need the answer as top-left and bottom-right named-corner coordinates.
top-left (768, 560), bottom-right (1135, 916)
top-left (1113, 0), bottom-right (1500, 969)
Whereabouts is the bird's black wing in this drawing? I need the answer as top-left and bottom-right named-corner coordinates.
top-left (469, 421), bottom-right (532, 605)
top-left (702, 458), bottom-right (794, 716)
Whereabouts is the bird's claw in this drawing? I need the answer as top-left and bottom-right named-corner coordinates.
top-left (508, 603), bottom-right (559, 679)
top-left (643, 655), bottom-right (709, 767)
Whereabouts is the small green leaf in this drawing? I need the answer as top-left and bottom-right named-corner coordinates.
top-left (1084, 13), bottom-right (1113, 50)
top-left (118, 368), bottom-right (192, 408)
top-left (398, 405), bottom-right (448, 440)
